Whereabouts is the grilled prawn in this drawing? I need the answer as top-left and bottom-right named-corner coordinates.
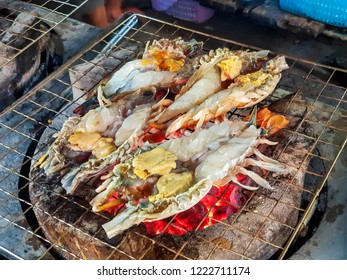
top-left (99, 38), bottom-right (203, 100)
top-left (165, 55), bottom-right (288, 135)
top-left (151, 48), bottom-right (270, 124)
top-left (39, 92), bottom-right (154, 176)
top-left (91, 114), bottom-right (286, 238)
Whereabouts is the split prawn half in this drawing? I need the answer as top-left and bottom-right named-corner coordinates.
top-left (38, 92), bottom-right (154, 179)
top-left (150, 48), bottom-right (270, 124)
top-left (98, 37), bottom-right (203, 101)
top-left (164, 55), bottom-right (288, 135)
top-left (91, 109), bottom-right (287, 238)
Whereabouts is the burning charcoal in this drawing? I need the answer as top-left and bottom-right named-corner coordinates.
top-left (228, 185), bottom-right (248, 207)
top-left (210, 204), bottom-right (237, 222)
top-left (175, 209), bottom-right (205, 231)
top-left (144, 220), bottom-right (169, 235)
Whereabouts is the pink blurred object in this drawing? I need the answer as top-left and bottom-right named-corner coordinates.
top-left (151, 0), bottom-right (215, 23)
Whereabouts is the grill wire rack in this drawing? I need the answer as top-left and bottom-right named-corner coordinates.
top-left (0, 0), bottom-right (89, 68)
top-left (0, 12), bottom-right (346, 260)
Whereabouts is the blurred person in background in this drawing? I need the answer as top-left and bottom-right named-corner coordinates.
top-left (73, 0), bottom-right (146, 28)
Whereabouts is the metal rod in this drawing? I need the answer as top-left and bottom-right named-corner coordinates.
top-left (99, 15), bottom-right (138, 56)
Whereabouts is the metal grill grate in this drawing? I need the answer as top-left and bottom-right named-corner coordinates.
top-left (0, 13), bottom-right (346, 260)
top-left (0, 0), bottom-right (89, 68)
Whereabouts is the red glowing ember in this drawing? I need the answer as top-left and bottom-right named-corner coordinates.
top-left (144, 180), bottom-right (249, 236)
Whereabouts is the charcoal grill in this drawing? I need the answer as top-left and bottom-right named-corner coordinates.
top-left (0, 0), bottom-right (103, 112)
top-left (0, 0), bottom-right (89, 68)
top-left (0, 11), bottom-right (346, 260)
